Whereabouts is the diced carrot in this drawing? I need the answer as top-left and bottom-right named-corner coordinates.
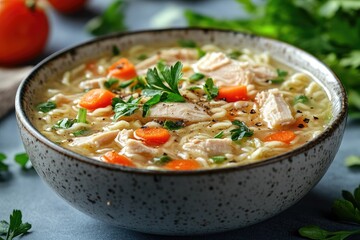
top-left (79, 88), bottom-right (116, 110)
top-left (164, 159), bottom-right (200, 171)
top-left (264, 130), bottom-right (296, 144)
top-left (108, 58), bottom-right (137, 80)
top-left (134, 127), bottom-right (170, 146)
top-left (102, 150), bottom-right (135, 167)
top-left (216, 85), bottom-right (248, 102)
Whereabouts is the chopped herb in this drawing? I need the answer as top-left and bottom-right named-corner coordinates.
top-left (164, 120), bottom-right (184, 130)
top-left (104, 78), bottom-right (119, 89)
top-left (0, 153), bottom-right (8, 172)
top-left (14, 153), bottom-right (31, 170)
top-left (137, 54), bottom-right (148, 60)
top-left (113, 97), bottom-right (141, 120)
top-left (345, 155), bottom-right (360, 168)
top-left (197, 48), bottom-right (206, 59)
top-left (76, 108), bottom-right (87, 124)
top-left (53, 118), bottom-right (77, 129)
top-left (0, 209), bottom-right (32, 240)
top-left (230, 120), bottom-right (253, 141)
top-left (86, 0), bottom-right (126, 36)
top-left (153, 155), bottom-right (172, 165)
top-left (214, 131), bottom-right (224, 139)
top-left (119, 79), bottom-right (135, 89)
top-left (189, 73), bottom-right (205, 82)
top-left (177, 39), bottom-right (197, 48)
top-left (203, 78), bottom-right (219, 100)
top-left (228, 50), bottom-right (242, 59)
top-left (187, 86), bottom-right (202, 90)
top-left (131, 77), bottom-right (146, 91)
top-left (142, 94), bottom-right (162, 117)
top-left (211, 156), bottom-right (227, 164)
top-left (269, 69), bottom-right (288, 84)
top-left (73, 129), bottom-right (90, 137)
top-left (36, 101), bottom-right (56, 113)
top-left (294, 95), bottom-right (309, 104)
top-left (112, 46), bottom-right (120, 56)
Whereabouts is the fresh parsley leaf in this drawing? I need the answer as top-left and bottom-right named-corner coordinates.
top-left (113, 97), bottom-right (141, 120)
top-left (294, 95), bottom-right (309, 105)
top-left (142, 94), bottom-right (162, 117)
top-left (189, 73), bottom-right (205, 82)
top-left (230, 120), bottom-right (253, 141)
top-left (203, 78), bottom-right (219, 100)
top-left (53, 118), bottom-right (77, 129)
top-left (132, 77), bottom-right (146, 91)
top-left (76, 108), bottom-right (87, 124)
top-left (298, 225), bottom-right (360, 240)
top-left (345, 155), bottom-right (360, 168)
top-left (119, 79), bottom-right (135, 88)
top-left (214, 131), bottom-right (224, 139)
top-left (0, 210), bottom-right (32, 240)
top-left (86, 0), bottom-right (126, 36)
top-left (14, 153), bottom-right (31, 171)
top-left (0, 153), bottom-right (8, 172)
top-left (104, 78), bottom-right (119, 89)
top-left (269, 69), bottom-right (288, 84)
top-left (228, 50), bottom-right (242, 59)
top-left (187, 86), bottom-right (202, 90)
top-left (137, 54), bottom-right (148, 60)
top-left (211, 156), bottom-right (227, 164)
top-left (197, 47), bottom-right (206, 59)
top-left (178, 39), bottom-right (197, 48)
top-left (163, 120), bottom-right (184, 130)
top-left (112, 46), bottom-right (120, 56)
top-left (36, 101), bottom-right (56, 113)
top-left (153, 155), bottom-right (172, 165)
top-left (331, 186), bottom-right (360, 225)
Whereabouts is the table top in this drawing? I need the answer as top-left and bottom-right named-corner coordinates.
top-left (1, 1), bottom-right (359, 239)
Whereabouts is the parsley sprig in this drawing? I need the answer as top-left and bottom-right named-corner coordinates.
top-left (230, 120), bottom-right (253, 141)
top-left (0, 153), bottom-right (8, 172)
top-left (0, 210), bottom-right (32, 240)
top-left (203, 78), bottom-right (219, 100)
top-left (112, 97), bottom-right (141, 120)
top-left (299, 185), bottom-right (360, 240)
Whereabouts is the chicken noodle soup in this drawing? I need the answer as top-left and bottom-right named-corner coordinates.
top-left (33, 41), bottom-right (332, 170)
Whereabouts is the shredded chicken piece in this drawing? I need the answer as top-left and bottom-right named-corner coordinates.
top-left (70, 130), bottom-right (119, 148)
top-left (148, 102), bottom-right (211, 122)
top-left (79, 77), bottom-right (107, 89)
top-left (256, 89), bottom-right (295, 129)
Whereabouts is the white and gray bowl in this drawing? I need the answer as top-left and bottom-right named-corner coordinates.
top-left (15, 28), bottom-right (347, 235)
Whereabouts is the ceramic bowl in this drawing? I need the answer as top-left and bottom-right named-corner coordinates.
top-left (15, 28), bottom-right (347, 235)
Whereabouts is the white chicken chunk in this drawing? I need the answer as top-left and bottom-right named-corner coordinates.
top-left (70, 130), bottom-right (119, 148)
top-left (148, 102), bottom-right (211, 122)
top-left (256, 89), bottom-right (295, 129)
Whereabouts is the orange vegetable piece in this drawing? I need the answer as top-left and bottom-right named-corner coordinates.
top-left (293, 117), bottom-right (308, 128)
top-left (264, 130), bottom-right (296, 144)
top-left (134, 127), bottom-right (171, 146)
top-left (102, 151), bottom-right (134, 167)
top-left (79, 89), bottom-right (116, 110)
top-left (108, 58), bottom-right (137, 80)
top-left (164, 159), bottom-right (200, 171)
top-left (216, 85), bottom-right (248, 102)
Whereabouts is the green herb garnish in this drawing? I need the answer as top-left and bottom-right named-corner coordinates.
top-left (132, 77), bottom-right (146, 91)
top-left (113, 97), bottom-right (141, 120)
top-left (203, 78), bottom-right (219, 100)
top-left (0, 153), bottom-right (8, 172)
top-left (187, 86), bottom-right (202, 91)
top-left (112, 46), bottom-right (120, 56)
top-left (76, 108), bottom-right (87, 124)
top-left (189, 73), bottom-right (205, 82)
top-left (0, 209), bottom-right (32, 240)
top-left (14, 153), bottom-right (31, 171)
top-left (119, 79), bottom-right (135, 89)
top-left (86, 0), bottom-right (126, 36)
top-left (228, 50), bottom-right (242, 59)
top-left (230, 120), bottom-right (253, 141)
top-left (153, 155), bottom-right (172, 165)
top-left (137, 54), bottom-right (148, 61)
top-left (214, 131), bottom-right (224, 139)
top-left (36, 101), bottom-right (56, 113)
top-left (294, 95), bottom-right (309, 105)
top-left (269, 69), bottom-right (288, 84)
top-left (104, 78), bottom-right (119, 89)
top-left (164, 120), bottom-right (184, 130)
top-left (73, 129), bottom-right (90, 137)
top-left (211, 156), bottom-right (227, 164)
top-left (345, 155), bottom-right (360, 168)
top-left (53, 118), bottom-right (77, 129)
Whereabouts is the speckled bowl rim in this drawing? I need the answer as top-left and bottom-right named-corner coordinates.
top-left (16, 28), bottom-right (348, 176)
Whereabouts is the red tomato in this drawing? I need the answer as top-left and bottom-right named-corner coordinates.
top-left (0, 0), bottom-right (49, 66)
top-left (48, 0), bottom-right (87, 14)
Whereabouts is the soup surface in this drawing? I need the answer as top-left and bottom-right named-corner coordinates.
top-left (33, 41), bottom-right (332, 170)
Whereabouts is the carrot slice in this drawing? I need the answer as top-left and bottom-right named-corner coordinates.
top-left (134, 127), bottom-right (170, 146)
top-left (108, 58), bottom-right (137, 80)
top-left (102, 150), bottom-right (134, 167)
top-left (216, 85), bottom-right (248, 102)
top-left (264, 130), bottom-right (296, 144)
top-left (165, 159), bottom-right (200, 171)
top-left (79, 88), bottom-right (116, 110)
